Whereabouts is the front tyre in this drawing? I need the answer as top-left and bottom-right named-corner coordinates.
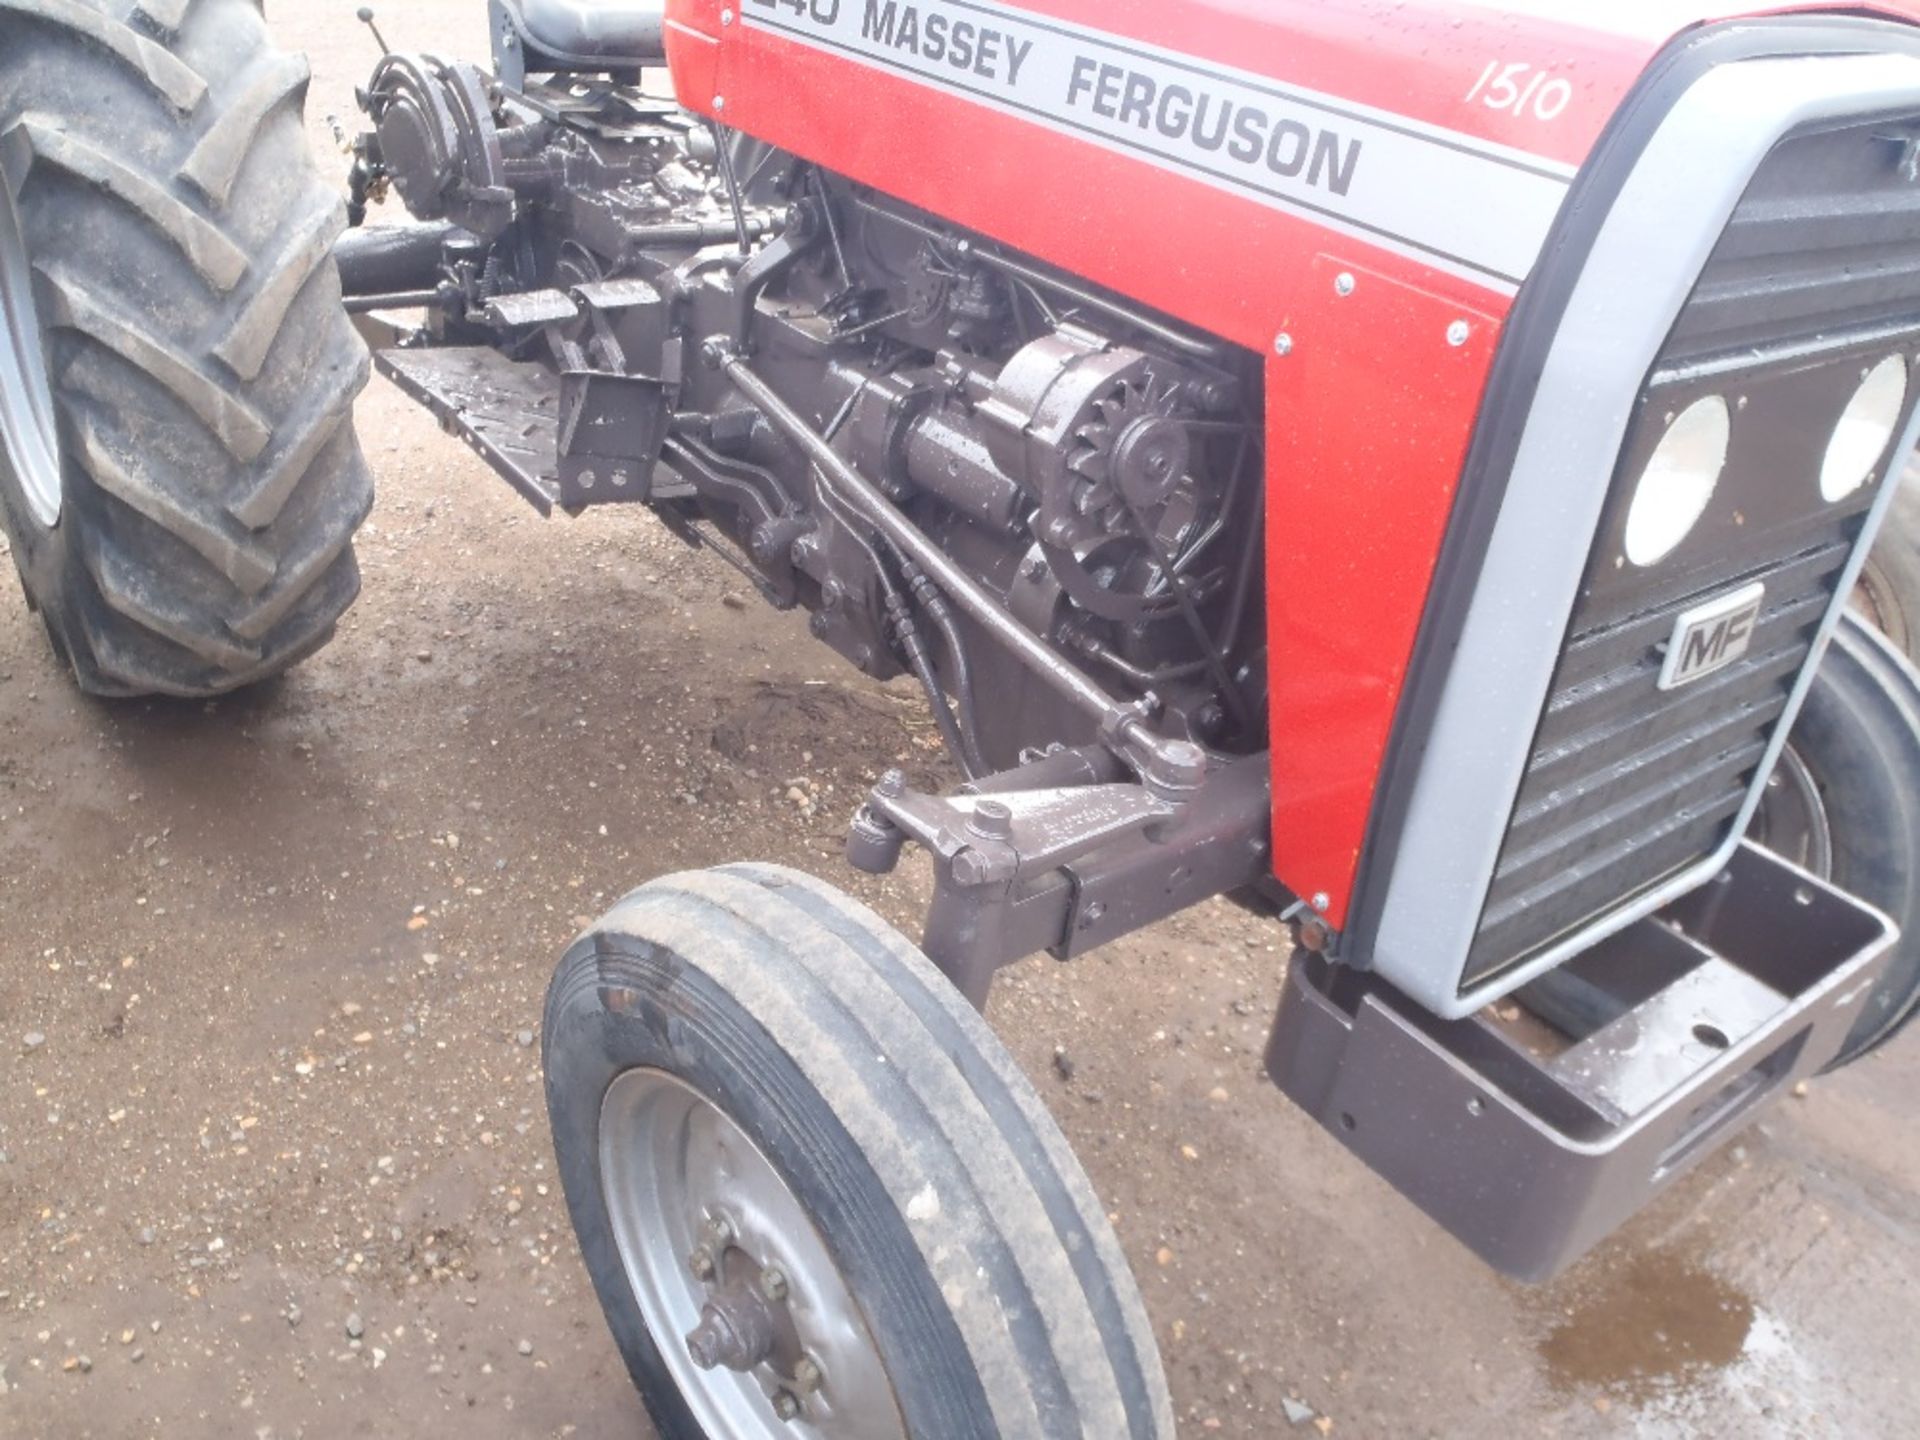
top-left (544, 864), bottom-right (1174, 1440)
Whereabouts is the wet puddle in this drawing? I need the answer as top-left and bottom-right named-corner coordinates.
top-left (1539, 1247), bottom-right (1758, 1401)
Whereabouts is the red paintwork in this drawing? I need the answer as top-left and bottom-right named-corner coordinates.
top-left (662, 0), bottom-right (1919, 923)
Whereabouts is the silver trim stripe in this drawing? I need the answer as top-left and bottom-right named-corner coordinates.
top-left (740, 0), bottom-right (1573, 290)
top-left (1371, 50), bottom-right (1920, 1020)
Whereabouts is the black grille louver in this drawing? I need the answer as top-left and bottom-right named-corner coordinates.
top-left (1462, 111), bottom-right (1920, 990)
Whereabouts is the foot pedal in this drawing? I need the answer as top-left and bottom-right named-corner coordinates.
top-left (376, 346), bottom-right (564, 515)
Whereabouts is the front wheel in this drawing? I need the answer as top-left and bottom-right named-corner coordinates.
top-left (544, 864), bottom-right (1174, 1440)
top-left (1753, 613), bottom-right (1920, 1067)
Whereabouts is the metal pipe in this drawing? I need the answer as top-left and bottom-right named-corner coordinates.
top-left (711, 343), bottom-right (1180, 765)
top-left (344, 289), bottom-right (443, 313)
top-left (333, 221), bottom-right (462, 298)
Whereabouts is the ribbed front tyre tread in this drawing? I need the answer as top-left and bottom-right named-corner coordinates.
top-left (0, 0), bottom-right (372, 696)
top-left (544, 863), bottom-right (1175, 1440)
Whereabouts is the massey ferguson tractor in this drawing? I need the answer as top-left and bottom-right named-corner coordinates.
top-left (8, 0), bottom-right (1920, 1433)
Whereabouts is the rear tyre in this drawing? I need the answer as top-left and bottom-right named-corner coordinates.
top-left (1754, 614), bottom-right (1920, 1067)
top-left (0, 0), bottom-right (372, 696)
top-left (544, 863), bottom-right (1174, 1440)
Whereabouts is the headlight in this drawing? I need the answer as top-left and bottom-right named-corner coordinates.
top-left (1625, 395), bottom-right (1731, 566)
top-left (1821, 354), bottom-right (1909, 503)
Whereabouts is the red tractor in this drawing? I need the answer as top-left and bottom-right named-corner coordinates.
top-left (6, 0), bottom-right (1920, 1433)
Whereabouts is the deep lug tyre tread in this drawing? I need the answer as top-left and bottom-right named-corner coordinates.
top-left (0, 0), bottom-right (372, 696)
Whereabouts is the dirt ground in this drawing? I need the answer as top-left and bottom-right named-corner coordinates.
top-left (3, 3), bottom-right (1920, 1437)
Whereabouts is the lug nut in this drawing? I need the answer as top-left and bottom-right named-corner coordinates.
top-left (759, 1265), bottom-right (789, 1303)
top-left (689, 1245), bottom-right (717, 1281)
top-left (793, 1356), bottom-right (824, 1394)
top-left (772, 1390), bottom-right (802, 1421)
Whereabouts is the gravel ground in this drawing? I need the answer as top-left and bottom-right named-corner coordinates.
top-left (2, 4), bottom-right (1919, 1437)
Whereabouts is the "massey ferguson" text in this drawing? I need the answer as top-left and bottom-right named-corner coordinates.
top-left (1064, 58), bottom-right (1361, 196)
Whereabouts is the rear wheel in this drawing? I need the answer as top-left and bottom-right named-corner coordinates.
top-left (0, 0), bottom-right (372, 696)
top-left (1752, 614), bottom-right (1920, 1066)
top-left (544, 863), bottom-right (1174, 1440)
top-left (1851, 462), bottom-right (1920, 662)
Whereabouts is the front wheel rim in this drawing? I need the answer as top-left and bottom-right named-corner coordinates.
top-left (598, 1067), bottom-right (908, 1440)
top-left (0, 180), bottom-right (60, 527)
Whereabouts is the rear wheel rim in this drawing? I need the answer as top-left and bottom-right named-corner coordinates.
top-left (598, 1067), bottom-right (907, 1440)
top-left (0, 180), bottom-right (60, 527)
top-left (1851, 555), bottom-right (1913, 658)
top-left (1750, 744), bottom-right (1834, 879)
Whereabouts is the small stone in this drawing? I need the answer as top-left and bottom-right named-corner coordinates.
top-left (722, 593), bottom-right (748, 611)
top-left (286, 1305), bottom-right (302, 1329)
top-left (1207, 1087), bottom-right (1230, 1103)
top-left (75, 1356), bottom-right (92, 1374)
top-left (137, 1227), bottom-right (156, 1246)
top-left (119, 1329), bottom-right (135, 1346)
top-left (1792, 1081), bottom-right (1812, 1099)
top-left (516, 1339), bottom-right (533, 1357)
top-left (415, 649), bottom-right (433, 663)
top-left (1312, 1419), bottom-right (1334, 1437)
top-left (515, 1029), bottom-right (535, 1049)
top-left (129, 1349), bottom-right (144, 1364)
top-left (1282, 1397), bottom-right (1315, 1427)
top-left (345, 1313), bottom-right (365, 1340)
top-left (352, 1032), bottom-right (373, 1046)
top-left (1051, 1047), bottom-right (1075, 1082)
top-left (22, 1031), bottom-right (45, 1051)
top-left (1155, 1246), bottom-right (1174, 1267)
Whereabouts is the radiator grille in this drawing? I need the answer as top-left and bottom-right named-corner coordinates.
top-left (1462, 110), bottom-right (1920, 990)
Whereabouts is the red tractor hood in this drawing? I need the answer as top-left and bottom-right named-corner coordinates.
top-left (666, 1), bottom-right (1920, 926)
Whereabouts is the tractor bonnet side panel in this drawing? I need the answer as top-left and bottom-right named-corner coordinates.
top-left (660, 0), bottom-right (1664, 917)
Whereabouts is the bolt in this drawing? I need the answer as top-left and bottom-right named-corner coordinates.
top-left (772, 1390), bottom-right (802, 1421)
top-left (970, 799), bottom-right (1014, 840)
top-left (578, 469), bottom-right (596, 489)
top-left (612, 468), bottom-right (630, 488)
top-left (713, 94), bottom-right (727, 111)
top-left (951, 848), bottom-right (992, 887)
top-left (721, 6), bottom-right (735, 22)
top-left (1021, 556), bottom-right (1048, 580)
top-left (1078, 900), bottom-right (1108, 930)
top-left (689, 1245), bottom-right (718, 1281)
top-left (1334, 272), bottom-right (1356, 297)
top-left (1273, 332), bottom-right (1294, 358)
top-left (793, 1357), bottom-right (824, 1394)
top-left (759, 1266), bottom-right (789, 1303)
top-left (1446, 319), bottom-right (1471, 347)
top-left (876, 768), bottom-right (907, 799)
top-left (1311, 892), bottom-right (1331, 913)
top-left (808, 612), bottom-right (830, 639)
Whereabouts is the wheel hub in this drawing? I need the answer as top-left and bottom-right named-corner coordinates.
top-left (685, 1276), bottom-right (779, 1373)
top-left (598, 1067), bottom-right (907, 1439)
top-left (0, 176), bottom-right (61, 527)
